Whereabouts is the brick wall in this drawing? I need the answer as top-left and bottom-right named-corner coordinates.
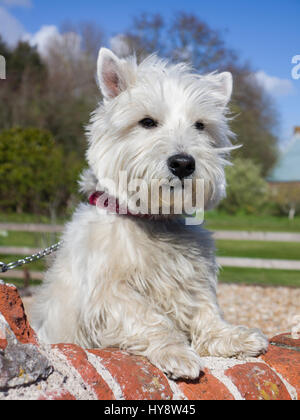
top-left (0, 281), bottom-right (299, 400)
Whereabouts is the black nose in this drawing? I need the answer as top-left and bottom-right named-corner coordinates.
top-left (167, 154), bottom-right (196, 179)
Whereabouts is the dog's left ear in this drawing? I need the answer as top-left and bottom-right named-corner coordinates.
top-left (213, 72), bottom-right (233, 107)
top-left (97, 48), bottom-right (127, 99)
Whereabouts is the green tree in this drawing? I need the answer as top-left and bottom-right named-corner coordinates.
top-left (220, 158), bottom-right (269, 214)
top-left (0, 127), bottom-right (82, 215)
top-left (0, 35), bottom-right (10, 60)
top-left (0, 40), bottom-right (48, 130)
top-left (0, 29), bottom-right (101, 155)
top-left (6, 41), bottom-right (47, 90)
top-left (42, 22), bottom-right (102, 153)
top-left (230, 70), bottom-right (278, 175)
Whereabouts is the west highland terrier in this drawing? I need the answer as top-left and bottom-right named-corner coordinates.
top-left (31, 48), bottom-right (268, 379)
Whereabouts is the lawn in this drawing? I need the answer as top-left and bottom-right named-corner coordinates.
top-left (3, 266), bottom-right (300, 289)
top-left (0, 254), bottom-right (47, 272)
top-left (219, 266), bottom-right (300, 288)
top-left (4, 235), bottom-right (299, 264)
top-left (1, 211), bottom-right (300, 289)
top-left (2, 210), bottom-right (300, 233)
top-left (205, 211), bottom-right (300, 233)
top-left (2, 278), bottom-right (42, 289)
top-left (0, 212), bottom-right (66, 224)
top-left (0, 230), bottom-right (60, 248)
top-left (216, 240), bottom-right (300, 260)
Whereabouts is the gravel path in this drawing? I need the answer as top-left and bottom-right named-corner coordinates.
top-left (22, 284), bottom-right (300, 340)
top-left (217, 284), bottom-right (300, 338)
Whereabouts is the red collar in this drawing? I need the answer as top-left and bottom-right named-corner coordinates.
top-left (89, 191), bottom-right (151, 219)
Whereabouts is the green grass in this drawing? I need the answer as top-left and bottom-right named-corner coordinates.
top-left (0, 230), bottom-right (61, 248)
top-left (216, 240), bottom-right (300, 260)
top-left (205, 211), bottom-right (300, 233)
top-left (2, 278), bottom-right (42, 289)
top-left (0, 212), bottom-right (66, 224)
top-left (4, 266), bottom-right (300, 289)
top-left (0, 254), bottom-right (47, 272)
top-left (2, 210), bottom-right (300, 232)
top-left (219, 266), bottom-right (300, 288)
top-left (1, 212), bottom-right (300, 289)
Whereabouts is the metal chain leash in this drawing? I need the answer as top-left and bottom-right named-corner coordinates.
top-left (0, 241), bottom-right (63, 273)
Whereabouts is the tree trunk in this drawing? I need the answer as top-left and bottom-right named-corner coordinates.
top-left (289, 206), bottom-right (296, 220)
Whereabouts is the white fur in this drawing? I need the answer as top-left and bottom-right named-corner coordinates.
top-left (31, 49), bottom-right (268, 380)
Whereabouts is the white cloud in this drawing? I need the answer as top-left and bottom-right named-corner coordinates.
top-left (0, 5), bottom-right (28, 46)
top-left (23, 25), bottom-right (60, 55)
top-left (24, 25), bottom-right (82, 59)
top-left (0, 0), bottom-right (32, 8)
top-left (110, 34), bottom-right (132, 58)
top-left (0, 3), bottom-right (81, 59)
top-left (255, 70), bottom-right (295, 97)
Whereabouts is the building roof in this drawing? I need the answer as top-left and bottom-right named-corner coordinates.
top-left (268, 127), bottom-right (300, 182)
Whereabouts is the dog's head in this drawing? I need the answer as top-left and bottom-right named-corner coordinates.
top-left (86, 48), bottom-right (235, 217)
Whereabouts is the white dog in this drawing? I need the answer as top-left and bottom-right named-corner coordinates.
top-left (31, 48), bottom-right (268, 379)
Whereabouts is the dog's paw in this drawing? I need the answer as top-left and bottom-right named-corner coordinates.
top-left (150, 345), bottom-right (203, 380)
top-left (233, 327), bottom-right (269, 359)
top-left (194, 326), bottom-right (269, 359)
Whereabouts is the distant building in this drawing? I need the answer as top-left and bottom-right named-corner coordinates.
top-left (267, 127), bottom-right (300, 219)
top-left (268, 127), bottom-right (300, 183)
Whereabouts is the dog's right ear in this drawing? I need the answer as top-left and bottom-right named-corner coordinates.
top-left (97, 48), bottom-right (127, 99)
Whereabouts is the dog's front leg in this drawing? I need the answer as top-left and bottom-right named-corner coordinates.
top-left (100, 295), bottom-right (203, 380)
top-left (190, 288), bottom-right (268, 359)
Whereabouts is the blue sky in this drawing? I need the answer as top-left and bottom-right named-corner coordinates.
top-left (0, 0), bottom-right (299, 145)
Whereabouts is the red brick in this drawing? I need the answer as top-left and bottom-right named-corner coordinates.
top-left (270, 333), bottom-right (300, 349)
top-left (39, 390), bottom-right (76, 400)
top-left (1, 280), bottom-right (299, 401)
top-left (177, 368), bottom-right (234, 400)
top-left (54, 344), bottom-right (115, 400)
top-left (88, 348), bottom-right (173, 400)
top-left (261, 344), bottom-right (300, 398)
top-left (0, 283), bottom-right (37, 345)
top-left (0, 324), bottom-right (7, 350)
top-left (225, 362), bottom-right (291, 400)
top-left (0, 339), bottom-right (7, 350)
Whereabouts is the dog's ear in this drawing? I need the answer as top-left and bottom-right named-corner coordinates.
top-left (97, 48), bottom-right (127, 99)
top-left (213, 72), bottom-right (233, 107)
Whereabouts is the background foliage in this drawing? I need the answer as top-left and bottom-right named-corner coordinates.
top-left (220, 158), bottom-right (269, 215)
top-left (0, 127), bottom-right (81, 215)
top-left (0, 12), bottom-right (281, 217)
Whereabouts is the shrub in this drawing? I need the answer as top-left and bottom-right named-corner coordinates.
top-left (220, 158), bottom-right (269, 214)
top-left (0, 127), bottom-right (82, 215)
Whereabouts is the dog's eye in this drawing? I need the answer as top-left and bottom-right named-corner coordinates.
top-left (139, 118), bottom-right (158, 129)
top-left (195, 121), bottom-right (205, 131)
